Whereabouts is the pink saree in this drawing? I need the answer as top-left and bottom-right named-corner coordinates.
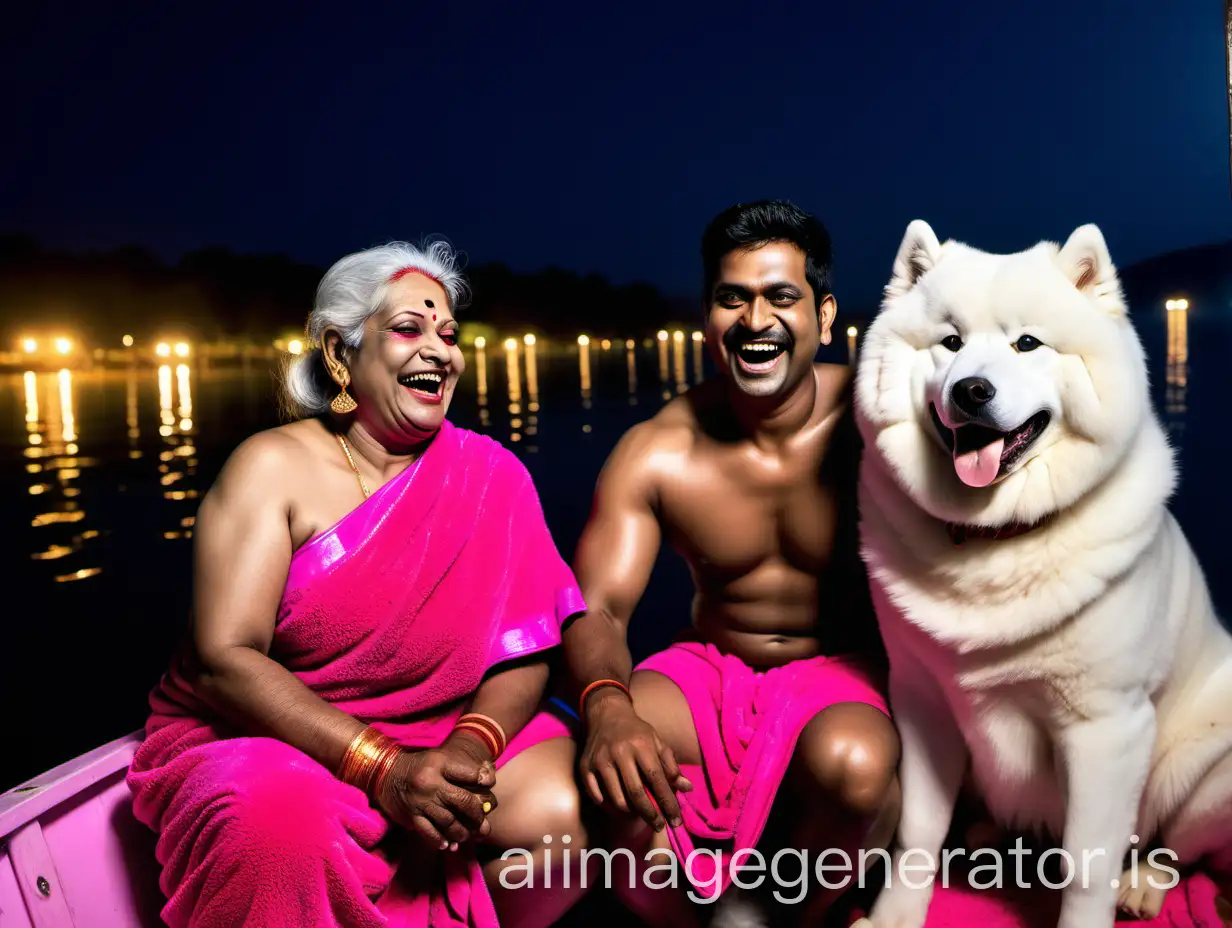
top-left (127, 420), bottom-right (585, 928)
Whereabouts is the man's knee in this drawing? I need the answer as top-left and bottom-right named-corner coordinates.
top-left (501, 775), bottom-right (589, 851)
top-left (793, 704), bottom-right (900, 819)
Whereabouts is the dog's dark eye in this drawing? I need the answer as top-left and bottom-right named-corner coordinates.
top-left (1015, 334), bottom-right (1042, 352)
top-left (940, 335), bottom-right (963, 352)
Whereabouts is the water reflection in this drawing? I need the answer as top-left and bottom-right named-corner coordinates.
top-left (21, 369), bottom-right (101, 580)
top-left (626, 339), bottom-right (638, 405)
top-left (691, 332), bottom-right (704, 385)
top-left (474, 337), bottom-right (490, 429)
top-left (578, 335), bottom-right (592, 412)
top-left (671, 331), bottom-right (686, 393)
top-left (1165, 300), bottom-right (1189, 428)
top-left (504, 338), bottom-right (522, 444)
top-left (523, 335), bottom-right (539, 444)
top-left (656, 330), bottom-right (669, 383)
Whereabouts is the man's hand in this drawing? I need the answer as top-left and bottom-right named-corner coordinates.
top-left (377, 739), bottom-right (498, 850)
top-left (579, 689), bottom-right (692, 831)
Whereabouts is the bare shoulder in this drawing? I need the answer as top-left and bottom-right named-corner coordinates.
top-left (606, 394), bottom-right (699, 474)
top-left (204, 420), bottom-right (321, 509)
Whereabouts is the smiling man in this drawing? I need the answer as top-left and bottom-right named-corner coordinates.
top-left (562, 200), bottom-right (900, 925)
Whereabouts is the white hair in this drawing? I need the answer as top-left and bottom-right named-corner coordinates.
top-left (281, 239), bottom-right (469, 418)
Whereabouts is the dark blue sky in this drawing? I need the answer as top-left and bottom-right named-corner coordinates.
top-left (3, 0), bottom-right (1228, 306)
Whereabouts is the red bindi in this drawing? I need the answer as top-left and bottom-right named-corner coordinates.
top-left (432, 314), bottom-right (437, 321)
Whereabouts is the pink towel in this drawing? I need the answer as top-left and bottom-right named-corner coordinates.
top-left (128, 420), bottom-right (585, 928)
top-left (633, 639), bottom-right (890, 901)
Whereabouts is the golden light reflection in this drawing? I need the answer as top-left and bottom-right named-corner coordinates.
top-left (22, 338), bottom-right (37, 353)
top-left (58, 369), bottom-right (76, 443)
top-left (155, 342), bottom-right (171, 358)
top-left (32, 545), bottom-right (73, 561)
top-left (474, 339), bottom-right (489, 426)
top-left (671, 332), bottom-right (687, 393)
top-left (1165, 297), bottom-right (1188, 417)
top-left (32, 511), bottom-right (85, 527)
top-left (657, 332), bottom-right (669, 382)
top-left (158, 364), bottom-right (174, 425)
top-left (24, 371), bottom-right (38, 425)
top-left (505, 339), bottom-right (523, 443)
top-left (54, 567), bottom-right (102, 583)
top-left (287, 339), bottom-right (304, 355)
top-left (126, 370), bottom-right (139, 441)
top-left (524, 335), bottom-right (539, 400)
top-left (626, 339), bottom-right (638, 400)
top-left (54, 337), bottom-right (71, 355)
top-left (176, 363), bottom-right (193, 418)
top-left (579, 335), bottom-right (592, 408)
top-left (691, 332), bottom-right (704, 385)
top-left (174, 342), bottom-right (190, 358)
top-left (122, 334), bottom-right (134, 347)
top-left (847, 324), bottom-right (858, 362)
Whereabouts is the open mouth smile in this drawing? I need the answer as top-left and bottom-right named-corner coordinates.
top-left (398, 370), bottom-right (446, 403)
top-left (929, 404), bottom-right (1050, 487)
top-left (734, 341), bottom-right (788, 375)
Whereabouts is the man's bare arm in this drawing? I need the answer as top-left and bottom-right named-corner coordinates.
top-left (564, 421), bottom-right (663, 710)
top-left (563, 420), bottom-right (691, 828)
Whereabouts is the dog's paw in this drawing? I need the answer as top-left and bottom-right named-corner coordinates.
top-left (865, 883), bottom-right (932, 928)
top-left (1116, 861), bottom-right (1174, 921)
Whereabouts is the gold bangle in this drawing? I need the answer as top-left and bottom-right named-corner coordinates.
top-left (337, 726), bottom-right (402, 799)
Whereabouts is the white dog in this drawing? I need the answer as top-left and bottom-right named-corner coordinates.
top-left (850, 220), bottom-right (1232, 928)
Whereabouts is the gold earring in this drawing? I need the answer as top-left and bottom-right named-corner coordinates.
top-left (330, 370), bottom-right (357, 414)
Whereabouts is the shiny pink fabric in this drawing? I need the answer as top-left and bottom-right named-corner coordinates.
top-left (634, 639), bottom-right (889, 902)
top-left (127, 421), bottom-right (585, 928)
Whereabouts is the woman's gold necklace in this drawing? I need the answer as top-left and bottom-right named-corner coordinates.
top-left (336, 434), bottom-right (372, 500)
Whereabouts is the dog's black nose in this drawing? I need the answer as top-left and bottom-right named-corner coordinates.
top-left (952, 377), bottom-right (996, 416)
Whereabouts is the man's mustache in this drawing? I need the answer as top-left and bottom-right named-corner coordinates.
top-left (723, 324), bottom-right (794, 352)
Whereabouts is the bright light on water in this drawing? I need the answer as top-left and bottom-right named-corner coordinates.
top-left (523, 334), bottom-right (536, 346)
top-left (174, 342), bottom-right (190, 358)
top-left (54, 338), bottom-right (71, 355)
top-left (156, 343), bottom-right (171, 357)
top-left (22, 338), bottom-right (37, 353)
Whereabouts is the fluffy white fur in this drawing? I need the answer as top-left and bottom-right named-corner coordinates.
top-left (853, 220), bottom-right (1232, 928)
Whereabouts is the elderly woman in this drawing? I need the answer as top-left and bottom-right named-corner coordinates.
top-left (128, 241), bottom-right (590, 928)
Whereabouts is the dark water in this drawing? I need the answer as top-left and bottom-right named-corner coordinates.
top-left (1, 316), bottom-right (1228, 792)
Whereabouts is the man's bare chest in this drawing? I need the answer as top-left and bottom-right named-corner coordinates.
top-left (657, 454), bottom-right (839, 575)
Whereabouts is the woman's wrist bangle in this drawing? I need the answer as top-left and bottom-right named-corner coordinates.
top-left (579, 678), bottom-right (632, 718)
top-left (451, 723), bottom-right (499, 759)
top-left (455, 712), bottom-right (507, 757)
top-left (337, 726), bottom-right (402, 801)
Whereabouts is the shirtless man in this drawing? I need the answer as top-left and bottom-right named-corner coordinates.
top-left (562, 200), bottom-right (900, 924)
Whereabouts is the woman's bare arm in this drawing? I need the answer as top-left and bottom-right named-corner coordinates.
top-left (187, 431), bottom-right (366, 772)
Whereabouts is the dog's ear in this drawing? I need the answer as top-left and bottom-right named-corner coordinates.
top-left (886, 220), bottom-right (942, 298)
top-left (1058, 224), bottom-right (1124, 314)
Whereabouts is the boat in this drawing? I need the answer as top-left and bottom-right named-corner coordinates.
top-left (0, 731), bottom-right (163, 927)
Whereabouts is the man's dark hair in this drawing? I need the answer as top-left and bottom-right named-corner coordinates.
top-left (700, 199), bottom-right (833, 309)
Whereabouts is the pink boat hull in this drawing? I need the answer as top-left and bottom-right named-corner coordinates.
top-left (0, 731), bottom-right (163, 927)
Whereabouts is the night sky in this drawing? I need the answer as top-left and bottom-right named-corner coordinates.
top-left (3, 0), bottom-right (1228, 307)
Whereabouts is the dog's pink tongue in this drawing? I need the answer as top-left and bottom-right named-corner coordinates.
top-left (954, 439), bottom-right (1004, 487)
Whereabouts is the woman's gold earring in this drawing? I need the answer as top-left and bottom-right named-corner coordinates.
top-left (330, 370), bottom-right (358, 414)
